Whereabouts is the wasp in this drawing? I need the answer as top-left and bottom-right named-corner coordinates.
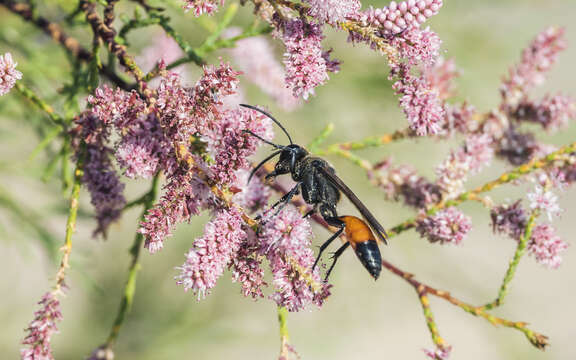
top-left (241, 104), bottom-right (388, 281)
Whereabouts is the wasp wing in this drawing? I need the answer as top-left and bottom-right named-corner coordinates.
top-left (318, 166), bottom-right (388, 245)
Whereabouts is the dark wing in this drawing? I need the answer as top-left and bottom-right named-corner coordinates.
top-left (317, 166), bottom-right (388, 245)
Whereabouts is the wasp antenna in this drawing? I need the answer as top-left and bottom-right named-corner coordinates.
top-left (248, 150), bottom-right (282, 183)
top-left (243, 130), bottom-right (286, 150)
top-left (240, 104), bottom-right (293, 145)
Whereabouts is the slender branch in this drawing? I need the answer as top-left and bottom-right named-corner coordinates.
top-left (14, 82), bottom-right (67, 128)
top-left (416, 290), bottom-right (447, 351)
top-left (315, 127), bottom-right (414, 155)
top-left (277, 306), bottom-right (297, 360)
top-left (481, 212), bottom-right (538, 310)
top-left (81, 0), bottom-right (147, 93)
top-left (53, 151), bottom-right (85, 294)
top-left (104, 174), bottom-right (160, 348)
top-left (381, 259), bottom-right (549, 350)
top-left (388, 141), bottom-right (576, 237)
top-left (0, 0), bottom-right (130, 90)
top-left (307, 123), bottom-right (334, 153)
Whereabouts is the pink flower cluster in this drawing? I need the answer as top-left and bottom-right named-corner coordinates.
top-left (361, 0), bottom-right (443, 35)
top-left (391, 64), bottom-right (445, 136)
top-left (501, 27), bottom-right (566, 107)
top-left (436, 134), bottom-right (494, 198)
top-left (176, 208), bottom-right (247, 299)
top-left (527, 185), bottom-right (561, 221)
top-left (280, 19), bottom-right (330, 100)
top-left (259, 206), bottom-right (330, 311)
top-left (21, 292), bottom-right (62, 360)
top-left (306, 0), bottom-right (360, 25)
top-left (528, 224), bottom-right (568, 269)
top-left (0, 52), bottom-right (22, 96)
top-left (183, 0), bottom-right (223, 17)
top-left (416, 207), bottom-right (472, 245)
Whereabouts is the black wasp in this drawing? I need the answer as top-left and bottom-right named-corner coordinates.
top-left (241, 104), bottom-right (388, 281)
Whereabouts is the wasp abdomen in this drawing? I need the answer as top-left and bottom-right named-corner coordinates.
top-left (354, 240), bottom-right (382, 280)
top-left (339, 216), bottom-right (383, 280)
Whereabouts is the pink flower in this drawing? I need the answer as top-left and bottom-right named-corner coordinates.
top-left (416, 207), bottom-right (472, 245)
top-left (527, 185), bottom-right (561, 221)
top-left (183, 0), bottom-right (222, 16)
top-left (260, 206), bottom-right (330, 311)
top-left (0, 52), bottom-right (22, 96)
top-left (229, 232), bottom-right (267, 298)
top-left (436, 134), bottom-right (493, 197)
top-left (391, 26), bottom-right (442, 67)
top-left (233, 169), bottom-right (271, 213)
top-left (391, 64), bottom-right (445, 136)
top-left (140, 171), bottom-right (214, 253)
top-left (501, 26), bottom-right (566, 107)
top-left (281, 19), bottom-right (330, 100)
top-left (226, 30), bottom-right (300, 111)
top-left (203, 107), bottom-right (274, 185)
top-left (528, 224), bottom-right (568, 269)
top-left (306, 0), bottom-right (360, 25)
top-left (362, 0), bottom-right (443, 35)
top-left (175, 208), bottom-right (247, 299)
top-left (21, 292), bottom-right (62, 360)
top-left (423, 346), bottom-right (451, 360)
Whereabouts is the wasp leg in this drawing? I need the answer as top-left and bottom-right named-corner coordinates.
top-left (312, 223), bottom-right (344, 271)
top-left (324, 242), bottom-right (351, 282)
top-left (256, 183), bottom-right (300, 221)
top-left (302, 205), bottom-right (318, 219)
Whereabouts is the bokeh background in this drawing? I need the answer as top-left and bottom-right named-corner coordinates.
top-left (1, 0), bottom-right (576, 359)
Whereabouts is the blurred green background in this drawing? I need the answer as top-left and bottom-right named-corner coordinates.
top-left (1, 0), bottom-right (576, 359)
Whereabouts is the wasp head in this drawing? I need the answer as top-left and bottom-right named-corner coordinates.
top-left (271, 144), bottom-right (308, 180)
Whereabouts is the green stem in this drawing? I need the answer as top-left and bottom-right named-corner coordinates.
top-left (481, 212), bottom-right (538, 310)
top-left (307, 123), bottom-right (334, 153)
top-left (105, 174), bottom-right (160, 347)
top-left (277, 306), bottom-right (293, 359)
top-left (14, 82), bottom-right (67, 128)
top-left (417, 292), bottom-right (447, 350)
top-left (53, 150), bottom-right (85, 294)
top-left (315, 127), bottom-right (413, 155)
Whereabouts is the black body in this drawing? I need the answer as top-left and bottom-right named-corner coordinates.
top-left (354, 240), bottom-right (382, 280)
top-left (240, 104), bottom-right (388, 281)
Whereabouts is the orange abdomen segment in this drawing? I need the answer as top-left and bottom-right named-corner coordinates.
top-left (339, 216), bottom-right (376, 249)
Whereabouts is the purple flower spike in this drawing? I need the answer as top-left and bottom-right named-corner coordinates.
top-left (21, 292), bottom-right (62, 360)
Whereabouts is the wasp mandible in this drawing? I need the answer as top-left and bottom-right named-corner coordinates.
top-left (241, 104), bottom-right (389, 281)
